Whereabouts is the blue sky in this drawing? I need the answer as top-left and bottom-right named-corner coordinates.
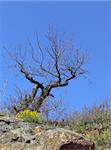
top-left (0, 1), bottom-right (111, 112)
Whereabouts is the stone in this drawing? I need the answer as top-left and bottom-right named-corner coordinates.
top-left (0, 116), bottom-right (95, 150)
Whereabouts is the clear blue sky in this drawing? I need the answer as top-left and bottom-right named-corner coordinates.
top-left (0, 1), bottom-right (111, 112)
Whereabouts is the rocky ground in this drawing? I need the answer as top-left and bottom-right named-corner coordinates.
top-left (0, 116), bottom-right (95, 150)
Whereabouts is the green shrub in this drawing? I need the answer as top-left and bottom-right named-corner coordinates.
top-left (85, 129), bottom-right (111, 149)
top-left (16, 109), bottom-right (42, 123)
top-left (0, 112), bottom-right (5, 116)
top-left (68, 100), bottom-right (111, 149)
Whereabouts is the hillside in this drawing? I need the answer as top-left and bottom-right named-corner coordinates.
top-left (0, 116), bottom-right (94, 150)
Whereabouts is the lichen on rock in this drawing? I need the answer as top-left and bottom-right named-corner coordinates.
top-left (0, 116), bottom-right (95, 150)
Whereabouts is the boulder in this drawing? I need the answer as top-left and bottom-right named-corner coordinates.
top-left (0, 116), bottom-right (95, 150)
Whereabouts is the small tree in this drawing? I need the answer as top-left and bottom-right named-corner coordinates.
top-left (5, 27), bottom-right (87, 113)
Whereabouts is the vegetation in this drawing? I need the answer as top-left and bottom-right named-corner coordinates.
top-left (66, 100), bottom-right (111, 149)
top-left (0, 87), bottom-right (111, 149)
top-left (1, 28), bottom-right (110, 149)
top-left (16, 109), bottom-right (42, 123)
top-left (0, 112), bottom-right (5, 117)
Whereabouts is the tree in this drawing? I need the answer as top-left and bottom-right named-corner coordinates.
top-left (6, 27), bottom-right (87, 113)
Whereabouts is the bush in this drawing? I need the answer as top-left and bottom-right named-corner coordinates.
top-left (16, 109), bottom-right (42, 123)
top-left (85, 129), bottom-right (111, 149)
top-left (67, 99), bottom-right (111, 149)
top-left (0, 112), bottom-right (5, 116)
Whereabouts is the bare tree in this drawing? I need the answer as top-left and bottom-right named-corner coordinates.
top-left (5, 27), bottom-right (87, 113)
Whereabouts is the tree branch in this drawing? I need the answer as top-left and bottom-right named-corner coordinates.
top-left (20, 68), bottom-right (44, 90)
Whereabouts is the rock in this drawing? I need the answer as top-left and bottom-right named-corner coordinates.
top-left (35, 128), bottom-right (95, 150)
top-left (0, 116), bottom-right (95, 150)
